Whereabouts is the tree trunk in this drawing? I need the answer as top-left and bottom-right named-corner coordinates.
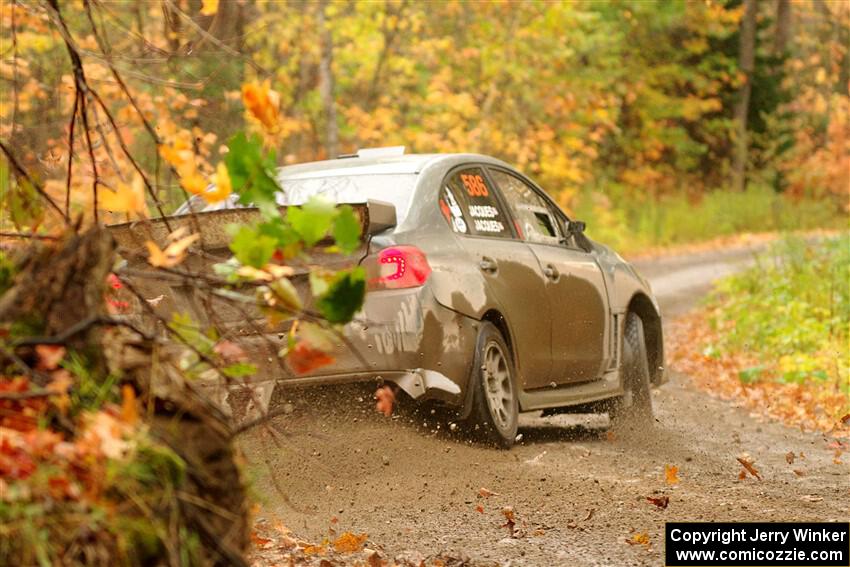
top-left (774, 0), bottom-right (791, 55)
top-left (318, 1), bottom-right (339, 158)
top-left (732, 0), bottom-right (757, 192)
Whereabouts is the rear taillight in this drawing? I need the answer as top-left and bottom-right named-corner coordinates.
top-left (364, 245), bottom-right (432, 290)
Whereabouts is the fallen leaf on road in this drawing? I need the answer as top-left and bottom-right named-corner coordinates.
top-left (333, 531), bottom-right (368, 553)
top-left (665, 464), bottom-right (679, 485)
top-left (501, 506), bottom-right (516, 535)
top-left (628, 533), bottom-right (650, 547)
top-left (646, 495), bottom-right (670, 509)
top-left (606, 430), bottom-right (616, 442)
top-left (785, 451), bottom-right (795, 464)
top-left (524, 450), bottom-right (547, 465)
top-left (365, 549), bottom-right (383, 567)
top-left (583, 508), bottom-right (595, 521)
top-left (250, 530), bottom-right (272, 548)
top-left (475, 505), bottom-right (484, 514)
top-left (479, 487), bottom-right (499, 498)
top-left (792, 469), bottom-right (806, 477)
top-left (801, 494), bottom-right (823, 502)
top-left (737, 456), bottom-right (762, 480)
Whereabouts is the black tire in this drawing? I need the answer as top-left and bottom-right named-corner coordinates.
top-left (608, 312), bottom-right (654, 431)
top-left (465, 322), bottom-right (519, 448)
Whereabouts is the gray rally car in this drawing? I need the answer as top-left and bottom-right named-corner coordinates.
top-left (112, 147), bottom-right (664, 447)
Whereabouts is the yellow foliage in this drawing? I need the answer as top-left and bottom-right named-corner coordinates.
top-left (205, 162), bottom-right (232, 203)
top-left (180, 171), bottom-right (208, 196)
top-left (98, 175), bottom-right (147, 216)
top-left (200, 0), bottom-right (219, 16)
top-left (145, 229), bottom-right (201, 268)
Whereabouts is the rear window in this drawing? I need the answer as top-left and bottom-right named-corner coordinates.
top-left (175, 173), bottom-right (418, 224)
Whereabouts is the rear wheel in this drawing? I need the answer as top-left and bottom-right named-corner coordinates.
top-left (466, 322), bottom-right (519, 448)
top-left (608, 312), bottom-right (653, 432)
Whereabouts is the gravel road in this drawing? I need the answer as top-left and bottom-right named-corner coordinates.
top-left (242, 244), bottom-right (848, 566)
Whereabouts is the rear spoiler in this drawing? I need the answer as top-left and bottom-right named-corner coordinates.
top-left (108, 199), bottom-right (397, 252)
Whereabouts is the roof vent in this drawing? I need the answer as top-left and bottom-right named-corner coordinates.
top-left (355, 146), bottom-right (405, 159)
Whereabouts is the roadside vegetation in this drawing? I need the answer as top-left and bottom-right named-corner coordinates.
top-left (669, 235), bottom-right (850, 435)
top-left (575, 186), bottom-right (843, 255)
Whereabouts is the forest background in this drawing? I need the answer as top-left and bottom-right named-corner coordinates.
top-left (1, 0), bottom-right (848, 253)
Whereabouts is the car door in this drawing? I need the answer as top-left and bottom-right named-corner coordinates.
top-left (487, 168), bottom-right (610, 385)
top-left (439, 166), bottom-right (555, 389)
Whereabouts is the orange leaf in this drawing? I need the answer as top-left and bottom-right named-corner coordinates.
top-left (99, 176), bottom-right (147, 215)
top-left (35, 344), bottom-right (66, 371)
top-left (478, 487), bottom-right (499, 498)
top-left (121, 384), bottom-right (138, 425)
top-left (242, 80), bottom-right (281, 132)
top-left (145, 231), bottom-right (200, 268)
top-left (375, 386), bottom-right (395, 417)
top-left (250, 530), bottom-right (272, 548)
top-left (332, 532), bottom-right (368, 553)
top-left (664, 464), bottom-right (679, 485)
top-left (475, 505), bottom-right (484, 514)
top-left (736, 456), bottom-right (762, 480)
top-left (646, 495), bottom-right (670, 509)
top-left (628, 532), bottom-right (650, 547)
top-left (287, 340), bottom-right (335, 375)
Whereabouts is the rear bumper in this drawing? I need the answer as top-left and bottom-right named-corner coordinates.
top-left (226, 284), bottom-right (479, 410)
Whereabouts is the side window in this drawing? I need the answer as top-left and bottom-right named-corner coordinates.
top-left (439, 167), bottom-right (513, 238)
top-left (489, 169), bottom-right (562, 245)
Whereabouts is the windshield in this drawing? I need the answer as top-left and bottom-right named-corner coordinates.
top-left (174, 173), bottom-right (418, 224)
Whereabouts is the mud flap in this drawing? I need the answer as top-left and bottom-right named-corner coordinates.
top-left (390, 369), bottom-right (461, 401)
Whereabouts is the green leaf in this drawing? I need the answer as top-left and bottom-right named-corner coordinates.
top-left (287, 196), bottom-right (336, 247)
top-left (308, 270), bottom-right (333, 297)
top-left (222, 362), bottom-right (258, 379)
top-left (168, 312), bottom-right (215, 353)
top-left (332, 205), bottom-right (362, 254)
top-left (224, 133), bottom-right (280, 218)
top-left (268, 277), bottom-right (303, 312)
top-left (314, 267), bottom-right (366, 324)
top-left (228, 225), bottom-right (276, 268)
top-left (212, 257), bottom-right (241, 281)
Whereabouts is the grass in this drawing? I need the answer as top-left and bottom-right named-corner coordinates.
top-left (572, 184), bottom-right (845, 254)
top-left (706, 234), bottom-right (849, 391)
top-left (666, 234), bottom-right (849, 433)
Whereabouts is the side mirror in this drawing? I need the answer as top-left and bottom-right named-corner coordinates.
top-left (565, 219), bottom-right (586, 237)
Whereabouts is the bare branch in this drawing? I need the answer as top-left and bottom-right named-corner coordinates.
top-left (0, 139), bottom-right (69, 223)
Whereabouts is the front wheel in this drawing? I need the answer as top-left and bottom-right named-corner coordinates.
top-left (465, 322), bottom-right (519, 448)
top-left (607, 312), bottom-right (654, 432)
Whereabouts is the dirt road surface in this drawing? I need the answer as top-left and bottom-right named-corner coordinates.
top-left (241, 245), bottom-right (848, 566)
